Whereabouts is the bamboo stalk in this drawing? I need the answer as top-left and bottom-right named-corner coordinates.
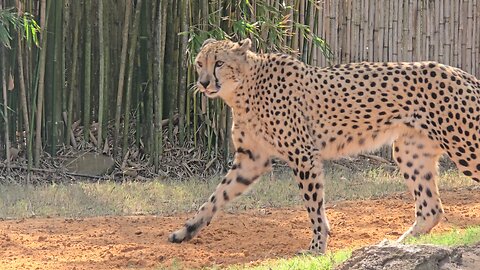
top-left (457, 1), bottom-right (462, 65)
top-left (66, 0), bottom-right (80, 148)
top-left (440, 0), bottom-right (447, 63)
top-left (83, 0), bottom-right (91, 143)
top-left (52, 0), bottom-right (64, 154)
top-left (62, 0), bottom-right (70, 115)
top-left (164, 0), bottom-right (179, 143)
top-left (309, 2), bottom-right (319, 65)
top-left (144, 0), bottom-right (156, 157)
top-left (344, 0), bottom-right (351, 63)
top-left (34, 0), bottom-right (47, 165)
top-left (16, 0), bottom-right (32, 170)
top-left (450, 1), bottom-right (464, 67)
top-left (414, 0), bottom-right (421, 61)
top-left (367, 0), bottom-right (374, 61)
top-left (122, 0), bottom-right (143, 156)
top-left (103, 0), bottom-right (112, 134)
top-left (375, 0), bottom-right (384, 62)
top-left (435, 0), bottom-right (441, 60)
top-left (301, 0), bottom-right (310, 61)
top-left (114, 0), bottom-right (132, 154)
top-left (470, 0), bottom-right (477, 76)
top-left (97, 0), bottom-right (105, 150)
top-left (177, 0), bottom-right (188, 146)
top-left (154, 0), bottom-right (167, 170)
top-left (1, 48), bottom-right (10, 165)
top-left (403, 0), bottom-right (411, 61)
top-left (465, 0), bottom-right (473, 72)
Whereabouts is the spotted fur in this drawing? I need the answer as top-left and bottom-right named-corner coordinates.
top-left (168, 38), bottom-right (480, 253)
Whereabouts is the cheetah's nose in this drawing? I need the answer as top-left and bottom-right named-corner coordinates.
top-left (199, 80), bottom-right (210, 89)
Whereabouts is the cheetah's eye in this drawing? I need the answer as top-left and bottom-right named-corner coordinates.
top-left (215, 61), bottom-right (224, 68)
top-left (196, 62), bottom-right (203, 68)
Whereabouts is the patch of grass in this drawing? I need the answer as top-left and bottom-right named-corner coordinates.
top-left (216, 226), bottom-right (480, 270)
top-left (406, 226), bottom-right (480, 246)
top-left (326, 166), bottom-right (405, 201)
top-left (220, 249), bottom-right (352, 270)
top-left (154, 259), bottom-right (186, 270)
top-left (0, 179), bottom-right (219, 218)
top-left (0, 164), bottom-right (476, 218)
top-left (438, 169), bottom-right (473, 189)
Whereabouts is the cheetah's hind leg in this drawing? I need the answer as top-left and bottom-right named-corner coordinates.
top-left (393, 132), bottom-right (445, 242)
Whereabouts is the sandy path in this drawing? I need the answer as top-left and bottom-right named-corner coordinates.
top-left (0, 188), bottom-right (479, 269)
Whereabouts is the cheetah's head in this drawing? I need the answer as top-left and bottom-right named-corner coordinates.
top-left (194, 38), bottom-right (252, 103)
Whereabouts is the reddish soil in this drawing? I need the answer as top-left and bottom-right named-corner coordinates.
top-left (0, 188), bottom-right (479, 270)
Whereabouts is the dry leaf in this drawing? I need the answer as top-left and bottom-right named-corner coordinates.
top-left (8, 72), bottom-right (14, 91)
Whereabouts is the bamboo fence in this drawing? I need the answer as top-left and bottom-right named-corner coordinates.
top-left (314, 0), bottom-right (479, 78)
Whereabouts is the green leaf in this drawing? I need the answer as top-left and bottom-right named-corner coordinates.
top-left (0, 24), bottom-right (12, 48)
top-left (24, 15), bottom-right (30, 43)
top-left (0, 8), bottom-right (40, 48)
top-left (312, 34), bottom-right (334, 60)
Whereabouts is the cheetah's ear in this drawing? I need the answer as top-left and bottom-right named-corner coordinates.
top-left (201, 38), bottom-right (216, 49)
top-left (234, 38), bottom-right (252, 53)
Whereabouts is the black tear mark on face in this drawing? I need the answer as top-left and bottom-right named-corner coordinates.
top-left (213, 63), bottom-right (221, 90)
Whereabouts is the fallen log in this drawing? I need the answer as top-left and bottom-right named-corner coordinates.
top-left (0, 164), bottom-right (106, 179)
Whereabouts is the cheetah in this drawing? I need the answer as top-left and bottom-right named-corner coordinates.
top-left (168, 38), bottom-right (480, 253)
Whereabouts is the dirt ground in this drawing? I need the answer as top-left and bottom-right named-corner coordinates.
top-left (0, 188), bottom-right (479, 270)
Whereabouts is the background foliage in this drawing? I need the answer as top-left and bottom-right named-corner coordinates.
top-left (0, 0), bottom-right (331, 179)
top-left (2, 0), bottom-right (478, 179)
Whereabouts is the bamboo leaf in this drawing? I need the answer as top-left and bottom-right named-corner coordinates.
top-left (0, 24), bottom-right (12, 48)
top-left (23, 15), bottom-right (30, 42)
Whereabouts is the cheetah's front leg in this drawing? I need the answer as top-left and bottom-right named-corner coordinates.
top-left (294, 160), bottom-right (330, 254)
top-left (168, 148), bottom-right (271, 243)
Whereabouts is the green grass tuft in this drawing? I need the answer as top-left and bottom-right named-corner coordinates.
top-left (217, 249), bottom-right (352, 270)
top-left (217, 226), bottom-right (480, 270)
top-left (406, 226), bottom-right (480, 246)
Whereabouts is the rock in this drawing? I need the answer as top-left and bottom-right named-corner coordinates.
top-left (65, 152), bottom-right (115, 176)
top-left (336, 240), bottom-right (480, 270)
